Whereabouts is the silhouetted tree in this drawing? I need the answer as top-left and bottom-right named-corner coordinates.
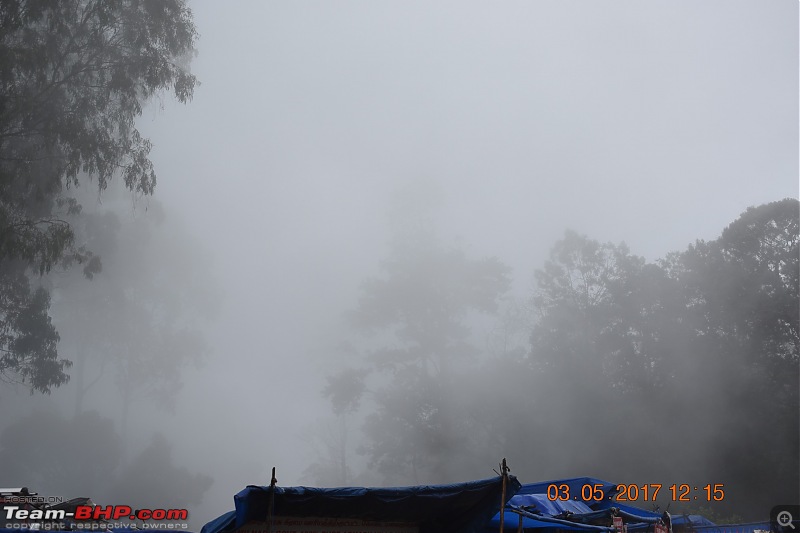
top-left (526, 231), bottom-right (676, 475)
top-left (335, 230), bottom-right (510, 483)
top-left (524, 199), bottom-right (799, 518)
top-left (668, 198), bottom-right (799, 514)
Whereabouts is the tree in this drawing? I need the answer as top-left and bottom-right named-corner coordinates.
top-left (338, 233), bottom-right (511, 483)
top-left (525, 231), bottom-right (676, 475)
top-left (668, 198), bottom-right (799, 513)
top-left (0, 0), bottom-right (197, 393)
top-left (529, 230), bottom-right (677, 390)
top-left (523, 200), bottom-right (799, 518)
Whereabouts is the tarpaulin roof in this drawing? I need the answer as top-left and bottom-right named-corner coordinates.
top-left (487, 477), bottom-right (623, 532)
top-left (511, 494), bottom-right (595, 517)
top-left (488, 478), bottom-right (769, 533)
top-left (201, 475), bottom-right (521, 533)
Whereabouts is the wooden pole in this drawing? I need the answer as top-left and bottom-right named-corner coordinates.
top-left (499, 459), bottom-right (508, 533)
top-left (267, 467), bottom-right (277, 533)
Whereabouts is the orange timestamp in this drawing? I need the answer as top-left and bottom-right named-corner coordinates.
top-left (546, 484), bottom-right (725, 502)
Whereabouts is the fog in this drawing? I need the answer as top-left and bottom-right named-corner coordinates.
top-left (0, 1), bottom-right (797, 531)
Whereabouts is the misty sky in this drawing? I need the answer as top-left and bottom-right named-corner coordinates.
top-left (7, 1), bottom-right (797, 529)
top-left (140, 0), bottom-right (797, 523)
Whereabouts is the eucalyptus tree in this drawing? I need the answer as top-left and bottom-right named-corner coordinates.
top-left (0, 0), bottom-right (197, 392)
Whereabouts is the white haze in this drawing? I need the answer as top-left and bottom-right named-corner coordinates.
top-left (1, 1), bottom-right (797, 530)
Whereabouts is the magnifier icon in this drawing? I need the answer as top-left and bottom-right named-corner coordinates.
top-left (778, 511), bottom-right (795, 529)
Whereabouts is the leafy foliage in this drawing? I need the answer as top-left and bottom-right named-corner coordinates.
top-left (324, 366), bottom-right (368, 416)
top-left (0, 0), bottom-right (197, 393)
top-left (0, 265), bottom-right (65, 391)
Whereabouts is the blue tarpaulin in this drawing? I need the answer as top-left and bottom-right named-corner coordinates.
top-left (510, 494), bottom-right (595, 517)
top-left (201, 476), bottom-right (521, 533)
top-left (487, 478), bottom-right (770, 533)
top-left (488, 477), bottom-right (623, 533)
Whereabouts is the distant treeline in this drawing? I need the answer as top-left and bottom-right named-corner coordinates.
top-left (316, 198), bottom-right (798, 521)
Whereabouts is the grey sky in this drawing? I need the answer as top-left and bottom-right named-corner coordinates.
top-left (145, 1), bottom-right (798, 296)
